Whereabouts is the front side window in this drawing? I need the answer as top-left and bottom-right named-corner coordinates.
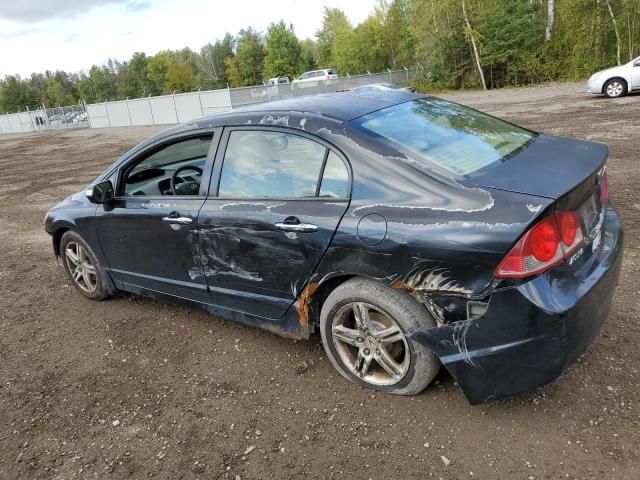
top-left (349, 98), bottom-right (535, 177)
top-left (219, 130), bottom-right (327, 198)
top-left (122, 135), bottom-right (212, 196)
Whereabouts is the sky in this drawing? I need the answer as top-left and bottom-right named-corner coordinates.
top-left (0, 0), bottom-right (375, 77)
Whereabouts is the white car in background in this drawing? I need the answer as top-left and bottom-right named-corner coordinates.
top-left (587, 56), bottom-right (640, 98)
top-left (292, 69), bottom-right (338, 84)
top-left (266, 76), bottom-right (290, 86)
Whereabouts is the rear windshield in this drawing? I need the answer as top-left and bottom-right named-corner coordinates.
top-left (349, 98), bottom-right (535, 176)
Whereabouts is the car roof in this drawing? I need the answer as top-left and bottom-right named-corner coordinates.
top-left (199, 89), bottom-right (423, 124)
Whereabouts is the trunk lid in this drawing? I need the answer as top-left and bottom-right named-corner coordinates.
top-left (465, 134), bottom-right (608, 200)
top-left (481, 134), bottom-right (610, 278)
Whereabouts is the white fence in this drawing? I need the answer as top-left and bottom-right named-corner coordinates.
top-left (0, 104), bottom-right (87, 135)
top-left (0, 69), bottom-right (419, 134)
top-left (85, 89), bottom-right (232, 129)
top-left (85, 69), bottom-right (418, 129)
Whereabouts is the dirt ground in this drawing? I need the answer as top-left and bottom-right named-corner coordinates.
top-left (1, 83), bottom-right (638, 480)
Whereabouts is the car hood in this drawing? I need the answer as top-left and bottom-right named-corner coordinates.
top-left (592, 65), bottom-right (625, 79)
top-left (465, 134), bottom-right (608, 199)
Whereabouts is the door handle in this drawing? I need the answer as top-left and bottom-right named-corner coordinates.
top-left (275, 222), bottom-right (318, 233)
top-left (162, 216), bottom-right (193, 225)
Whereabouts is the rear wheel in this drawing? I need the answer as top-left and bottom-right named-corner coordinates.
top-left (60, 231), bottom-right (111, 300)
top-left (320, 278), bottom-right (440, 395)
top-left (604, 79), bottom-right (627, 98)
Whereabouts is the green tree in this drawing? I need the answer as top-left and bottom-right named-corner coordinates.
top-left (477, 0), bottom-right (545, 86)
top-left (352, 16), bottom-right (388, 73)
top-left (199, 34), bottom-right (235, 89)
top-left (45, 71), bottom-right (79, 105)
top-left (84, 65), bottom-right (117, 101)
top-left (316, 7), bottom-right (351, 67)
top-left (147, 51), bottom-right (172, 94)
top-left (264, 21), bottom-right (302, 79)
top-left (300, 39), bottom-right (318, 72)
top-left (235, 28), bottom-right (265, 85)
top-left (0, 75), bottom-right (31, 113)
top-left (381, 0), bottom-right (415, 69)
top-left (165, 58), bottom-right (195, 92)
top-left (126, 52), bottom-right (153, 96)
top-left (224, 56), bottom-right (242, 87)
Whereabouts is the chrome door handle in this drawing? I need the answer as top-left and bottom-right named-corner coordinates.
top-left (275, 222), bottom-right (318, 233)
top-left (162, 216), bottom-right (193, 225)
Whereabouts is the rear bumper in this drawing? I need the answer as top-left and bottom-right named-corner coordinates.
top-left (412, 206), bottom-right (623, 405)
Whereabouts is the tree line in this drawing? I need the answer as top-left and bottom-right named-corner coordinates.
top-left (1, 0), bottom-right (639, 114)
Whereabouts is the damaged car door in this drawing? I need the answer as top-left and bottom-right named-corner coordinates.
top-left (95, 132), bottom-right (217, 302)
top-left (197, 127), bottom-right (351, 318)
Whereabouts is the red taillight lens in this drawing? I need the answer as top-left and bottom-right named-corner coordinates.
top-left (495, 211), bottom-right (584, 279)
top-left (529, 219), bottom-right (558, 262)
top-left (599, 171), bottom-right (609, 204)
top-left (558, 211), bottom-right (578, 246)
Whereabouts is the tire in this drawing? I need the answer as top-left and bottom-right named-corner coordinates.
top-left (320, 278), bottom-right (440, 395)
top-left (59, 230), bottom-right (111, 300)
top-left (604, 78), bottom-right (627, 98)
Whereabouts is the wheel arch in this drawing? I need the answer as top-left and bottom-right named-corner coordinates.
top-left (52, 225), bottom-right (118, 296)
top-left (303, 274), bottom-right (357, 333)
top-left (602, 76), bottom-right (628, 93)
top-left (51, 223), bottom-right (75, 257)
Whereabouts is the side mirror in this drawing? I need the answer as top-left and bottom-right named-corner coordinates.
top-left (86, 180), bottom-right (114, 204)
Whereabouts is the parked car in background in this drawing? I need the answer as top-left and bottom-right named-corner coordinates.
top-left (63, 112), bottom-right (79, 123)
top-left (587, 56), bottom-right (640, 98)
top-left (267, 76), bottom-right (290, 86)
top-left (292, 69), bottom-right (338, 84)
top-left (348, 83), bottom-right (415, 93)
top-left (45, 88), bottom-right (622, 405)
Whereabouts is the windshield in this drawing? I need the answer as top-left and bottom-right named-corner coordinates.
top-left (349, 98), bottom-right (535, 176)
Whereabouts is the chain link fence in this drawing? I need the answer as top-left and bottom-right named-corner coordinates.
top-left (1, 69), bottom-right (419, 135)
top-left (0, 103), bottom-right (88, 135)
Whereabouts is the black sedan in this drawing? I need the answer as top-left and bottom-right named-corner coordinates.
top-left (45, 89), bottom-right (623, 404)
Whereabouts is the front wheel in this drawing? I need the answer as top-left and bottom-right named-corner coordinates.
top-left (320, 278), bottom-right (440, 395)
top-left (604, 79), bottom-right (627, 98)
top-left (60, 230), bottom-right (111, 300)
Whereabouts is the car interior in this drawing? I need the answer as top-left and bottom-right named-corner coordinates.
top-left (122, 136), bottom-right (212, 196)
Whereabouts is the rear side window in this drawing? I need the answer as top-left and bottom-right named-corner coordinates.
top-left (349, 98), bottom-right (535, 177)
top-left (219, 131), bottom-right (326, 198)
top-left (319, 151), bottom-right (349, 198)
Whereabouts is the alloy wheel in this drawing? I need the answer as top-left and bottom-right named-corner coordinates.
top-left (331, 302), bottom-right (410, 386)
top-left (606, 81), bottom-right (624, 97)
top-left (64, 242), bottom-right (98, 293)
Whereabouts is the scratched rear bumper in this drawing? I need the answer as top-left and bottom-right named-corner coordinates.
top-left (411, 207), bottom-right (623, 405)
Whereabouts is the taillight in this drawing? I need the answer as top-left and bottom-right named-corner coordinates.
top-left (557, 211), bottom-right (578, 246)
top-left (599, 170), bottom-right (609, 204)
top-left (530, 218), bottom-right (559, 262)
top-left (495, 211), bottom-right (584, 278)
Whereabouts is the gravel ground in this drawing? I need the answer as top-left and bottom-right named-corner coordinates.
top-left (1, 83), bottom-right (638, 480)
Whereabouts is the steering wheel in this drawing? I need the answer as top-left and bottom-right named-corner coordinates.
top-left (170, 165), bottom-right (203, 195)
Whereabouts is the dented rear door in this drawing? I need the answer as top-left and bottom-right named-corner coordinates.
top-left (196, 126), bottom-right (351, 319)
